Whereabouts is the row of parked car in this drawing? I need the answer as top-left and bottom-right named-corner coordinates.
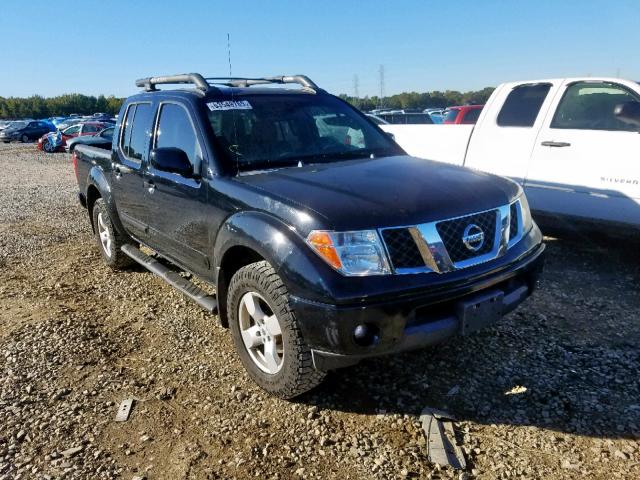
top-left (0, 113), bottom-right (115, 153)
top-left (367, 105), bottom-right (484, 125)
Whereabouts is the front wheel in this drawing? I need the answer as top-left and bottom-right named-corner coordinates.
top-left (43, 139), bottom-right (55, 153)
top-left (21, 134), bottom-right (29, 143)
top-left (228, 261), bottom-right (325, 399)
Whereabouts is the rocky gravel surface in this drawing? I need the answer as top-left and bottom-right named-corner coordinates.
top-left (0, 143), bottom-right (639, 479)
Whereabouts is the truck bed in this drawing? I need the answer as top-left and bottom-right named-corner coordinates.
top-left (74, 144), bottom-right (112, 196)
top-left (380, 124), bottom-right (474, 166)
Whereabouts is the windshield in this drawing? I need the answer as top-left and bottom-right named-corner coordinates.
top-left (7, 121), bottom-right (27, 129)
top-left (100, 127), bottom-right (114, 139)
top-left (206, 94), bottom-right (402, 172)
top-left (443, 109), bottom-right (460, 123)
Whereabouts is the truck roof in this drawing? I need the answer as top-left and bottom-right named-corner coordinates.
top-left (498, 76), bottom-right (637, 88)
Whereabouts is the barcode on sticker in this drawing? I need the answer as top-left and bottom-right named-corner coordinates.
top-left (207, 100), bottom-right (252, 111)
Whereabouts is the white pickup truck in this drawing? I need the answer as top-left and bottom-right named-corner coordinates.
top-left (382, 77), bottom-right (640, 228)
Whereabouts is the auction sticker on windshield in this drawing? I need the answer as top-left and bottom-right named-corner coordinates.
top-left (207, 100), bottom-right (253, 111)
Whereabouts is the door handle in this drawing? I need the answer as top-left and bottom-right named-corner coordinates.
top-left (541, 140), bottom-right (571, 147)
top-left (113, 164), bottom-right (132, 178)
top-left (143, 180), bottom-right (155, 193)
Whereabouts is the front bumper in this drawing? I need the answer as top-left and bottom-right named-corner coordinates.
top-left (291, 242), bottom-right (545, 371)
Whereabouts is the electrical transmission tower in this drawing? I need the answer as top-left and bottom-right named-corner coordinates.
top-left (378, 65), bottom-right (386, 108)
top-left (353, 74), bottom-right (360, 108)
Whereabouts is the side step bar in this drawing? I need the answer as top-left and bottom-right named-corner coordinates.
top-left (121, 244), bottom-right (217, 313)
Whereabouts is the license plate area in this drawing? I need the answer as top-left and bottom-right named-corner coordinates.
top-left (456, 290), bottom-right (504, 336)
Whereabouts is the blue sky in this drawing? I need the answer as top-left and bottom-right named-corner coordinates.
top-left (1, 0), bottom-right (638, 98)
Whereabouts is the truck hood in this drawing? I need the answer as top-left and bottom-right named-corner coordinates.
top-left (234, 155), bottom-right (520, 230)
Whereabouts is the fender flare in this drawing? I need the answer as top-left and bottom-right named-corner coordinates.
top-left (213, 211), bottom-right (335, 323)
top-left (86, 166), bottom-right (129, 239)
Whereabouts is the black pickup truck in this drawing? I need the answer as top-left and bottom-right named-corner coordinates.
top-left (73, 73), bottom-right (544, 398)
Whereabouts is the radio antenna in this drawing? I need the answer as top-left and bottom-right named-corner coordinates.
top-left (226, 33), bottom-right (240, 171)
top-left (227, 33), bottom-right (233, 77)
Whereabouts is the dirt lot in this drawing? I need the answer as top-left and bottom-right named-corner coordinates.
top-left (0, 143), bottom-right (639, 480)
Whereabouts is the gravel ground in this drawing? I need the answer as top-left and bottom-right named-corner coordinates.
top-left (0, 143), bottom-right (639, 480)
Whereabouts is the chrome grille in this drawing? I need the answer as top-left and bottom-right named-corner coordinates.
top-left (509, 202), bottom-right (518, 241)
top-left (380, 228), bottom-right (423, 269)
top-left (378, 202), bottom-right (519, 275)
top-left (435, 210), bottom-right (497, 263)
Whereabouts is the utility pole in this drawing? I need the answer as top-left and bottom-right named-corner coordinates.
top-left (378, 65), bottom-right (386, 109)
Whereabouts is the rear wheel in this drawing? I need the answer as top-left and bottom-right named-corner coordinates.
top-left (92, 198), bottom-right (133, 270)
top-left (228, 261), bottom-right (325, 399)
top-left (21, 134), bottom-right (29, 143)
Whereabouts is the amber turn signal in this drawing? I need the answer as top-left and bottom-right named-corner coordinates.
top-left (306, 231), bottom-right (343, 270)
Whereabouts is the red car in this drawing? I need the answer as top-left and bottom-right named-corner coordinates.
top-left (38, 122), bottom-right (110, 152)
top-left (442, 105), bottom-right (484, 124)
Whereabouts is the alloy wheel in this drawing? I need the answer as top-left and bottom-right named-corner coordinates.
top-left (238, 291), bottom-right (284, 374)
top-left (97, 212), bottom-right (112, 258)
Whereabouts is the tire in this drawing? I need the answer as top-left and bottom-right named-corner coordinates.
top-left (91, 198), bottom-right (133, 270)
top-left (43, 139), bottom-right (55, 153)
top-left (228, 261), bottom-right (326, 399)
top-left (21, 134), bottom-right (29, 143)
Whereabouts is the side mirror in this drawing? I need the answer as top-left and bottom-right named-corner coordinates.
top-left (386, 131), bottom-right (396, 141)
top-left (150, 147), bottom-right (194, 177)
top-left (614, 101), bottom-right (640, 128)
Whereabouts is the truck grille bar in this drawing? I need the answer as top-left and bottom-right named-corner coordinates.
top-left (380, 200), bottom-right (523, 275)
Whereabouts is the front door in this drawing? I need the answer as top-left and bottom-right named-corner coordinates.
top-left (526, 80), bottom-right (640, 225)
top-left (145, 101), bottom-right (211, 274)
top-left (111, 102), bottom-right (156, 239)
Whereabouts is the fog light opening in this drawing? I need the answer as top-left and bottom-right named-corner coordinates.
top-left (353, 323), bottom-right (380, 347)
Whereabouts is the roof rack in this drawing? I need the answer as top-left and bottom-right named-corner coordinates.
top-left (135, 73), bottom-right (210, 92)
top-left (135, 73), bottom-right (321, 93)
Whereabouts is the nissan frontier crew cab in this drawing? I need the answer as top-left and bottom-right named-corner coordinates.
top-left (73, 73), bottom-right (545, 399)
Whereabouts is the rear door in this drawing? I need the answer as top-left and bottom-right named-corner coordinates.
top-left (464, 82), bottom-right (557, 183)
top-left (111, 102), bottom-right (156, 239)
top-left (526, 80), bottom-right (640, 225)
top-left (145, 101), bottom-right (211, 273)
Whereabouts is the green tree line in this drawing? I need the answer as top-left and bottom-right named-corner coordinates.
top-left (0, 94), bottom-right (124, 119)
top-left (339, 86), bottom-right (495, 111)
top-left (0, 87), bottom-right (495, 119)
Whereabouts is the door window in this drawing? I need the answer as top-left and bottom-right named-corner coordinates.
top-left (497, 84), bottom-right (551, 127)
top-left (121, 103), bottom-right (153, 161)
top-left (83, 124), bottom-right (101, 134)
top-left (550, 81), bottom-right (640, 131)
top-left (63, 125), bottom-right (81, 135)
top-left (155, 103), bottom-right (201, 166)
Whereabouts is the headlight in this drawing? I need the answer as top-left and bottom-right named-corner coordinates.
top-left (306, 230), bottom-right (391, 276)
top-left (518, 193), bottom-right (534, 233)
